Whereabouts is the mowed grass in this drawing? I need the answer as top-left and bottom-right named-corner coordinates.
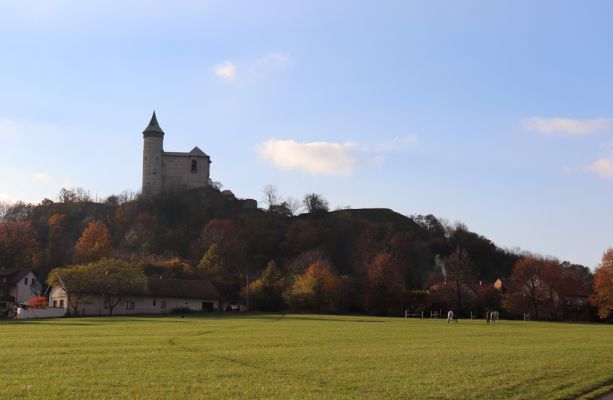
top-left (0, 314), bottom-right (612, 399)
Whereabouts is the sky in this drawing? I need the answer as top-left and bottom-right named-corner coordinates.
top-left (1, 0), bottom-right (612, 269)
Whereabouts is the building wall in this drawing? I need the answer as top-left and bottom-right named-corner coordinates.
top-left (162, 154), bottom-right (210, 190)
top-left (142, 136), bottom-right (164, 195)
top-left (12, 272), bottom-right (38, 304)
top-left (48, 287), bottom-right (219, 316)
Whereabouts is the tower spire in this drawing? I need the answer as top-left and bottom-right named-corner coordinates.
top-left (143, 111), bottom-right (165, 136)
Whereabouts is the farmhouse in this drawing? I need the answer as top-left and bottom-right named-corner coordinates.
top-left (49, 277), bottom-right (221, 316)
top-left (0, 268), bottom-right (40, 314)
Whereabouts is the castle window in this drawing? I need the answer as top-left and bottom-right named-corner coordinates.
top-left (191, 160), bottom-right (197, 172)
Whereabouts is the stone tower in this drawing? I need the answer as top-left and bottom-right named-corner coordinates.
top-left (141, 111), bottom-right (211, 195)
top-left (142, 111), bottom-right (165, 195)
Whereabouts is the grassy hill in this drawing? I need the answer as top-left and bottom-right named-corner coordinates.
top-left (0, 314), bottom-right (611, 399)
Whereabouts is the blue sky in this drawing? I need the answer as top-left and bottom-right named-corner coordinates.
top-left (1, 1), bottom-right (612, 268)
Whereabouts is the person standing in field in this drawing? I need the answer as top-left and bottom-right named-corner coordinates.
top-left (447, 310), bottom-right (454, 323)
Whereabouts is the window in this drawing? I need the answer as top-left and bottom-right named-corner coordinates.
top-left (53, 300), bottom-right (58, 308)
top-left (59, 300), bottom-right (64, 308)
top-left (104, 299), bottom-right (111, 309)
top-left (24, 277), bottom-right (28, 285)
top-left (191, 160), bottom-right (197, 172)
top-left (153, 300), bottom-right (156, 306)
top-left (126, 301), bottom-right (135, 310)
top-left (160, 301), bottom-right (167, 309)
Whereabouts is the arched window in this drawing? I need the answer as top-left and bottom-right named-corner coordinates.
top-left (191, 160), bottom-right (197, 172)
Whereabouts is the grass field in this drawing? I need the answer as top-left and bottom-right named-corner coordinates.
top-left (0, 314), bottom-right (612, 399)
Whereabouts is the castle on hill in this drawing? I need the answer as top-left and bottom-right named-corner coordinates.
top-left (141, 112), bottom-right (211, 195)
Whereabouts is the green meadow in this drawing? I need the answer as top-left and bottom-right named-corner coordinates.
top-left (0, 314), bottom-right (611, 399)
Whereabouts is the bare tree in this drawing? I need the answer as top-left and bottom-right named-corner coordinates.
top-left (445, 247), bottom-right (475, 315)
top-left (302, 193), bottom-right (329, 215)
top-left (262, 184), bottom-right (280, 210)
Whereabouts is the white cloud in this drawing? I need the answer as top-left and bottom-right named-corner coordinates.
top-left (33, 172), bottom-right (50, 182)
top-left (374, 135), bottom-right (418, 152)
top-left (254, 53), bottom-right (294, 70)
top-left (0, 193), bottom-right (18, 204)
top-left (0, 118), bottom-right (25, 138)
top-left (213, 60), bottom-right (236, 80)
top-left (588, 156), bottom-right (613, 180)
top-left (258, 139), bottom-right (359, 176)
top-left (522, 117), bottom-right (611, 136)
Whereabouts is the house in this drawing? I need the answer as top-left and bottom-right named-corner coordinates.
top-left (0, 268), bottom-right (40, 315)
top-left (493, 278), bottom-right (511, 294)
top-left (556, 277), bottom-right (591, 308)
top-left (49, 277), bottom-right (221, 316)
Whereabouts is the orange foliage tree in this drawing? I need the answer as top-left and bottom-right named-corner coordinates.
top-left (366, 253), bottom-right (402, 315)
top-left (73, 220), bottom-right (113, 263)
top-left (591, 248), bottom-right (613, 319)
top-left (0, 220), bottom-right (39, 268)
top-left (26, 296), bottom-right (48, 309)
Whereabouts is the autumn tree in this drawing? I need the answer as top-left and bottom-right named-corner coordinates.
top-left (26, 296), bottom-right (48, 309)
top-left (248, 260), bottom-right (285, 311)
top-left (591, 248), bottom-right (613, 319)
top-left (197, 243), bottom-right (226, 281)
top-left (0, 220), bottom-right (39, 268)
top-left (73, 220), bottom-right (113, 263)
top-left (46, 213), bottom-right (70, 267)
top-left (445, 247), bottom-right (475, 315)
top-left (286, 260), bottom-right (340, 312)
top-left (365, 253), bottom-right (403, 315)
top-left (503, 255), bottom-right (562, 320)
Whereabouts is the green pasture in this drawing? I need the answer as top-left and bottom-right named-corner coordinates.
top-left (0, 314), bottom-right (611, 399)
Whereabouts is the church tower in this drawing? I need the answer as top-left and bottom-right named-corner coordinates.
top-left (142, 111), bottom-right (164, 195)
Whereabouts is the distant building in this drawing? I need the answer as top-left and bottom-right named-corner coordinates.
top-left (0, 268), bottom-right (40, 313)
top-left (142, 112), bottom-right (211, 195)
top-left (49, 277), bottom-right (221, 316)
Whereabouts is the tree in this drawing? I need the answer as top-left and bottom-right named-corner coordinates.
top-left (48, 264), bottom-right (98, 314)
top-left (286, 260), bottom-right (340, 312)
top-left (0, 220), bottom-right (39, 268)
top-left (591, 248), bottom-right (613, 319)
top-left (445, 247), bottom-right (475, 315)
top-left (197, 243), bottom-right (226, 281)
top-left (504, 256), bottom-right (549, 320)
top-left (46, 213), bottom-right (70, 267)
top-left (262, 184), bottom-right (281, 210)
top-left (89, 259), bottom-right (146, 315)
top-left (365, 253), bottom-right (403, 315)
top-left (73, 220), bottom-right (113, 263)
top-left (26, 296), bottom-right (48, 309)
top-left (302, 193), bottom-right (329, 215)
top-left (248, 260), bottom-right (285, 311)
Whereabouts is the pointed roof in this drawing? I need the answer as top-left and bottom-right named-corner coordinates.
top-left (143, 111), bottom-right (165, 137)
top-left (189, 146), bottom-right (208, 157)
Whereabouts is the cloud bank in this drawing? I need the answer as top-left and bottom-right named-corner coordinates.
top-left (258, 139), bottom-right (358, 176)
top-left (523, 117), bottom-right (611, 136)
top-left (213, 60), bottom-right (236, 80)
top-left (258, 135), bottom-right (416, 176)
top-left (588, 156), bottom-right (613, 180)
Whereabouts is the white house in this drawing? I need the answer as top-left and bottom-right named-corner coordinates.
top-left (49, 277), bottom-right (221, 316)
top-left (0, 268), bottom-right (40, 314)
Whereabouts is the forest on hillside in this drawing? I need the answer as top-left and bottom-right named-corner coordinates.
top-left (0, 185), bottom-right (602, 320)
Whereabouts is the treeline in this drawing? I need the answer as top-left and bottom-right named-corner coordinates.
top-left (0, 185), bottom-right (608, 320)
